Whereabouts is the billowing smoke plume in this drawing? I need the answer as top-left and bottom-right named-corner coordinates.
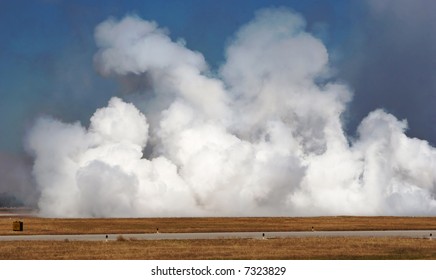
top-left (26, 8), bottom-right (436, 217)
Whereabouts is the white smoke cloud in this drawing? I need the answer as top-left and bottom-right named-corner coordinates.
top-left (26, 8), bottom-right (436, 217)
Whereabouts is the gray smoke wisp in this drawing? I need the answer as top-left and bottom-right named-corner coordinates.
top-left (0, 153), bottom-right (37, 207)
top-left (26, 9), bottom-right (436, 217)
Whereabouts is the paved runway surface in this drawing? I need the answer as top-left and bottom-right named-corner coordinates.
top-left (0, 230), bottom-right (434, 241)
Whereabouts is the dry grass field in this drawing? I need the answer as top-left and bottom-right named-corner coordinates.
top-left (1, 214), bottom-right (435, 260)
top-left (1, 237), bottom-right (435, 260)
top-left (1, 216), bottom-right (436, 235)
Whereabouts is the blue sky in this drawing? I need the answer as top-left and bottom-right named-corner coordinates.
top-left (1, 0), bottom-right (435, 154)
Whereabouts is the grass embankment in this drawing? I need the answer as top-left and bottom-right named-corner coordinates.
top-left (1, 237), bottom-right (435, 259)
top-left (1, 216), bottom-right (436, 235)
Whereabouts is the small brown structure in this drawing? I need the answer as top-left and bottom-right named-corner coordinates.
top-left (12, 221), bottom-right (23, 231)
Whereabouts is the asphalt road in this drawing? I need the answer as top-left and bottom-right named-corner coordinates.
top-left (0, 230), bottom-right (434, 241)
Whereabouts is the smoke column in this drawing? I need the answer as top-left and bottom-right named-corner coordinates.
top-left (26, 8), bottom-right (436, 217)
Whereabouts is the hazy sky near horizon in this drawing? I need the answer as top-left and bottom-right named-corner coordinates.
top-left (1, 0), bottom-right (435, 154)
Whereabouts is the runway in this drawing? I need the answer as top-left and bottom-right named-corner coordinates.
top-left (0, 230), bottom-right (434, 241)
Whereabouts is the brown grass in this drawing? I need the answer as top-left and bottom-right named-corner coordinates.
top-left (0, 237), bottom-right (435, 260)
top-left (0, 216), bottom-right (436, 260)
top-left (1, 215), bottom-right (435, 260)
top-left (1, 216), bottom-right (436, 235)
